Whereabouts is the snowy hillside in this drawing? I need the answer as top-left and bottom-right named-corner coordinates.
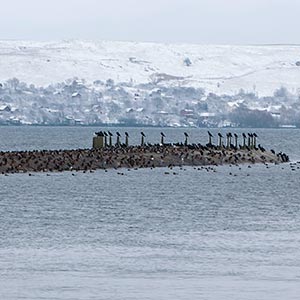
top-left (1, 40), bottom-right (300, 127)
top-left (1, 40), bottom-right (300, 96)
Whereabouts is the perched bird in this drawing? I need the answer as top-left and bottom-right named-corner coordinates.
top-left (116, 132), bottom-right (121, 146)
top-left (108, 131), bottom-right (113, 147)
top-left (125, 132), bottom-right (129, 147)
top-left (207, 131), bottom-right (213, 147)
top-left (232, 133), bottom-right (238, 149)
top-left (218, 133), bottom-right (223, 148)
top-left (95, 131), bottom-right (104, 137)
top-left (141, 132), bottom-right (146, 146)
top-left (184, 132), bottom-right (189, 146)
top-left (160, 132), bottom-right (166, 145)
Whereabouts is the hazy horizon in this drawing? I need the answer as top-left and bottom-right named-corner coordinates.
top-left (1, 0), bottom-right (300, 44)
top-left (2, 38), bottom-right (300, 47)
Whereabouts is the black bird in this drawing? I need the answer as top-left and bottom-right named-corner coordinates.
top-left (207, 131), bottom-right (213, 146)
top-left (218, 133), bottom-right (223, 148)
top-left (226, 132), bottom-right (233, 148)
top-left (141, 132), bottom-right (146, 146)
top-left (161, 132), bottom-right (166, 145)
top-left (234, 133), bottom-right (238, 148)
top-left (242, 133), bottom-right (247, 148)
top-left (103, 131), bottom-right (108, 147)
top-left (116, 132), bottom-right (121, 146)
top-left (95, 131), bottom-right (104, 137)
top-left (108, 131), bottom-right (113, 147)
top-left (258, 144), bottom-right (265, 152)
top-left (125, 132), bottom-right (129, 147)
top-left (253, 133), bottom-right (258, 148)
top-left (184, 132), bottom-right (189, 146)
top-left (247, 133), bottom-right (252, 148)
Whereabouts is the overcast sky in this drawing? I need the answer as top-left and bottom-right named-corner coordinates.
top-left (1, 0), bottom-right (299, 44)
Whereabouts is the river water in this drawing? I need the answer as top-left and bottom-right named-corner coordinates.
top-left (0, 127), bottom-right (300, 300)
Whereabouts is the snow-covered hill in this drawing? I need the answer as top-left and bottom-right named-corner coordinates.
top-left (1, 40), bottom-right (300, 127)
top-left (1, 40), bottom-right (300, 96)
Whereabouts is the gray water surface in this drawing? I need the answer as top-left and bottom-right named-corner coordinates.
top-left (0, 127), bottom-right (300, 300)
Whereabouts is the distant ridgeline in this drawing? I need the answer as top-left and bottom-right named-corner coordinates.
top-left (0, 130), bottom-right (289, 175)
top-left (0, 78), bottom-right (299, 128)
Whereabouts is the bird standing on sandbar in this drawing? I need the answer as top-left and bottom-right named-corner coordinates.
top-left (141, 132), bottom-right (146, 146)
top-left (184, 132), bottom-right (189, 146)
top-left (207, 131), bottom-right (213, 147)
top-left (125, 132), bottom-right (129, 147)
top-left (218, 133), bottom-right (223, 148)
top-left (116, 132), bottom-right (121, 147)
top-left (108, 131), bottom-right (113, 147)
top-left (161, 132), bottom-right (165, 145)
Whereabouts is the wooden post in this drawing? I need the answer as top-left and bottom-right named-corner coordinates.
top-left (93, 131), bottom-right (104, 149)
top-left (218, 133), bottom-right (223, 148)
top-left (226, 133), bottom-right (230, 148)
top-left (234, 133), bottom-right (238, 148)
top-left (108, 131), bottom-right (113, 147)
top-left (253, 133), bottom-right (257, 148)
top-left (104, 132), bottom-right (108, 147)
top-left (228, 133), bottom-right (232, 148)
top-left (247, 133), bottom-right (251, 148)
top-left (242, 133), bottom-right (246, 149)
top-left (116, 132), bottom-right (121, 146)
top-left (208, 131), bottom-right (213, 146)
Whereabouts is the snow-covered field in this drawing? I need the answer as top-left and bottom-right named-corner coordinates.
top-left (1, 40), bottom-right (300, 96)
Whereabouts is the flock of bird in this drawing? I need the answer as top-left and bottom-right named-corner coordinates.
top-left (95, 130), bottom-right (261, 149)
top-left (0, 129), bottom-right (290, 176)
top-left (94, 130), bottom-right (289, 162)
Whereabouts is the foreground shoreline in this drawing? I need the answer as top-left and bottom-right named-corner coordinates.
top-left (0, 145), bottom-right (289, 174)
